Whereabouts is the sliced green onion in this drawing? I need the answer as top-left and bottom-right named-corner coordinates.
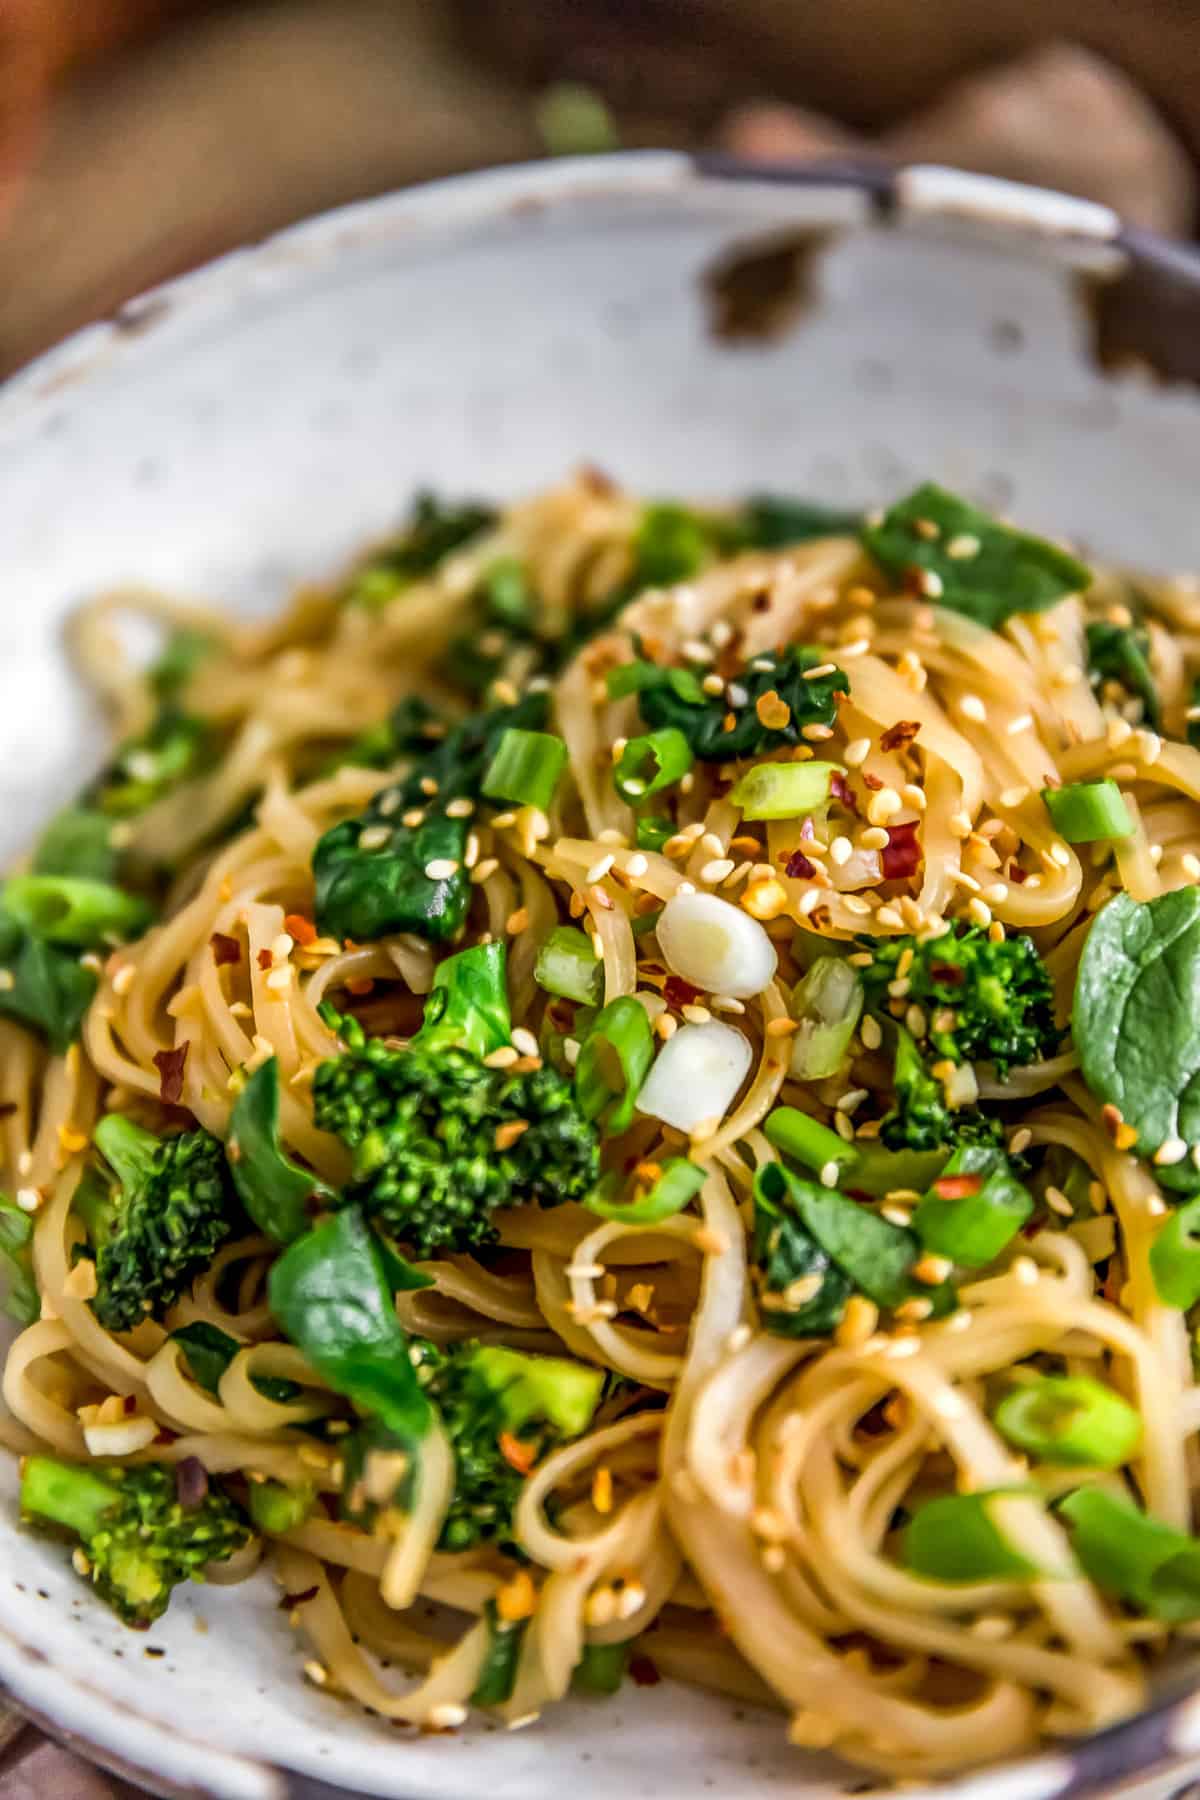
top-left (471, 1600), bottom-right (527, 1706)
top-left (729, 761), bottom-right (838, 822)
top-left (584, 1157), bottom-right (705, 1224)
top-left (764, 1107), bottom-right (857, 1183)
top-left (1058, 1487), bottom-right (1200, 1621)
top-left (912, 1144), bottom-right (1033, 1267)
top-left (1, 875), bottom-right (152, 948)
top-left (1149, 1195), bottom-right (1200, 1309)
top-left (1041, 779), bottom-right (1132, 843)
top-left (481, 559), bottom-right (534, 631)
top-left (535, 925), bottom-right (604, 1006)
top-left (635, 816), bottom-right (675, 853)
top-left (481, 728), bottom-right (568, 812)
top-left (846, 1144), bottom-right (949, 1198)
top-left (574, 997), bottom-right (654, 1135)
top-left (572, 1640), bottom-right (629, 1695)
top-left (606, 661), bottom-right (705, 705)
top-left (789, 956), bottom-right (863, 1080)
top-left (613, 729), bottom-right (693, 802)
top-left (993, 1376), bottom-right (1141, 1469)
top-left (904, 1491), bottom-right (1047, 1582)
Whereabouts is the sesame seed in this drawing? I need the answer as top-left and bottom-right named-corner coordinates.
top-left (1047, 842), bottom-right (1071, 869)
top-left (901, 783), bottom-right (927, 812)
top-left (358, 824), bottom-right (391, 851)
top-left (982, 882), bottom-right (1009, 904)
top-left (505, 906), bottom-right (530, 935)
top-left (967, 898), bottom-right (993, 928)
top-left (444, 796), bottom-right (475, 818)
top-left (1106, 717), bottom-right (1134, 749)
top-left (303, 1661), bottom-right (328, 1687)
top-left (1136, 730), bottom-right (1163, 765)
top-left (1154, 1136), bottom-right (1189, 1167)
top-left (841, 894), bottom-right (873, 917)
top-left (894, 1296), bottom-right (934, 1322)
top-left (111, 963), bottom-right (136, 996)
top-left (681, 1003), bottom-right (714, 1025)
top-left (802, 723), bottom-right (834, 742)
top-left (1011, 1256), bottom-right (1039, 1286)
top-left (1008, 1127), bottom-right (1033, 1156)
top-left (861, 1015), bottom-right (882, 1051)
top-left (625, 852), bottom-right (649, 878)
top-left (15, 1188), bottom-right (41, 1213)
top-left (819, 1160), bottom-right (842, 1189)
top-left (866, 787), bottom-right (902, 825)
top-left (423, 858), bottom-right (459, 880)
top-left (655, 1013), bottom-right (678, 1040)
top-left (916, 569), bottom-right (944, 598)
top-left (835, 1295), bottom-right (879, 1348)
top-left (859, 826), bottom-right (889, 851)
top-left (1183, 854), bottom-right (1200, 881)
top-left (798, 889), bottom-right (823, 915)
top-left (843, 738), bottom-right (871, 768)
top-left (834, 1112), bottom-right (856, 1142)
top-left (949, 810), bottom-right (972, 838)
top-left (948, 868), bottom-right (981, 894)
top-left (585, 853), bottom-right (615, 884)
top-left (1006, 714), bottom-right (1033, 736)
top-left (830, 836), bottom-right (853, 866)
top-left (401, 808), bottom-right (426, 829)
top-left (875, 905), bottom-right (904, 930)
top-left (429, 1703), bottom-right (468, 1730)
top-left (904, 1003), bottom-right (927, 1038)
top-left (1045, 1185), bottom-right (1074, 1217)
top-left (946, 533), bottom-right (980, 559)
top-left (802, 663), bottom-right (838, 680)
top-left (880, 1205), bottom-right (912, 1227)
top-left (959, 694), bottom-right (987, 723)
top-left (483, 1046), bottom-right (519, 1069)
top-left (700, 857), bottom-right (735, 885)
top-left (711, 994), bottom-right (746, 1014)
top-left (882, 1333), bottom-right (922, 1357)
top-left (470, 857), bottom-right (500, 884)
top-left (702, 672), bottom-right (725, 695)
top-left (511, 1026), bottom-right (540, 1058)
top-left (682, 638), bottom-right (714, 664)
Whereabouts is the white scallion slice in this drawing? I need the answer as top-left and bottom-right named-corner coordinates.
top-left (636, 1020), bottom-right (753, 1133)
top-left (656, 891), bottom-right (777, 999)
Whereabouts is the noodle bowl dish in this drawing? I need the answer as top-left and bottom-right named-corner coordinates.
top-left (4, 155), bottom-right (1200, 1800)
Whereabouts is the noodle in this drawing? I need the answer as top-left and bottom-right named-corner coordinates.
top-left (5, 472), bottom-right (1200, 1776)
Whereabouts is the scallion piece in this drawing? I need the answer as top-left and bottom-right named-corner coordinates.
top-left (1, 874), bottom-right (151, 949)
top-left (912, 1144), bottom-right (1033, 1267)
top-left (635, 817), bottom-right (674, 853)
top-left (789, 956), bottom-right (863, 1080)
top-left (572, 1640), bottom-right (629, 1695)
top-left (471, 1600), bottom-right (527, 1706)
top-left (904, 1491), bottom-right (1047, 1582)
top-left (1058, 1488), bottom-right (1200, 1621)
top-left (481, 728), bottom-right (568, 812)
top-left (729, 761), bottom-right (838, 822)
top-left (534, 925), bottom-right (604, 1006)
top-left (613, 729), bottom-right (693, 803)
top-left (1041, 779), bottom-right (1132, 843)
top-left (1149, 1195), bottom-right (1200, 1310)
top-left (764, 1107), bottom-right (857, 1183)
top-left (574, 997), bottom-right (654, 1135)
top-left (993, 1376), bottom-right (1141, 1469)
top-left (585, 1157), bottom-right (705, 1224)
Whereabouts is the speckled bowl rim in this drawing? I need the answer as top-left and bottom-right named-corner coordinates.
top-left (5, 149), bottom-right (1200, 1800)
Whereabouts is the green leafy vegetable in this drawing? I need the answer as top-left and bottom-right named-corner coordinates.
top-left (170, 1320), bottom-right (300, 1405)
top-left (733, 496), bottom-right (863, 549)
top-left (312, 691), bottom-right (547, 943)
top-left (344, 493), bottom-right (496, 608)
top-left (878, 1024), bottom-right (1003, 1155)
top-left (1074, 889), bottom-right (1200, 1194)
top-left (862, 483), bottom-right (1091, 628)
top-left (20, 1457), bottom-right (250, 1627)
top-left (753, 1172), bottom-right (852, 1337)
top-left (912, 1144), bottom-right (1033, 1267)
top-left (0, 1196), bottom-right (36, 1325)
top-left (1085, 619), bottom-right (1160, 732)
top-left (993, 1376), bottom-right (1141, 1468)
top-left (0, 909), bottom-right (97, 1054)
top-left (632, 646), bottom-right (848, 762)
top-left (1058, 1488), bottom-right (1200, 1621)
top-left (32, 808), bottom-right (121, 883)
top-left (226, 1056), bottom-right (331, 1245)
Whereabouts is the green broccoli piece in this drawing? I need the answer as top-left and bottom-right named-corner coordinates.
top-left (311, 690), bottom-right (547, 944)
top-left (344, 1340), bottom-right (604, 1552)
top-left (630, 644), bottom-right (849, 761)
top-left (20, 1456), bottom-right (249, 1627)
top-left (78, 1115), bottom-right (239, 1333)
top-left (880, 1025), bottom-right (1005, 1155)
top-left (861, 924), bottom-right (1058, 1077)
top-left (313, 943), bottom-right (598, 1255)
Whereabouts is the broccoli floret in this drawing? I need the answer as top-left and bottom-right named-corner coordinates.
top-left (20, 1457), bottom-right (250, 1627)
top-left (343, 1340), bottom-right (603, 1552)
top-left (78, 1116), bottom-right (239, 1333)
top-left (861, 924), bottom-right (1058, 1077)
top-left (880, 1025), bottom-right (1004, 1155)
top-left (630, 644), bottom-right (849, 761)
top-left (314, 943), bottom-right (598, 1255)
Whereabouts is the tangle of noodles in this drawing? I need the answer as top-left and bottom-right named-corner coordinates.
top-left (5, 472), bottom-right (1200, 1778)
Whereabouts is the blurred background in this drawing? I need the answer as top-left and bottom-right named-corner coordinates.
top-left (2, 0), bottom-right (1200, 378)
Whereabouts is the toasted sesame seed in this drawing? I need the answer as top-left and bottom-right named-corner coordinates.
top-left (15, 1188), bottom-right (41, 1213)
top-left (111, 963), bottom-right (136, 996)
top-left (1154, 1136), bottom-right (1189, 1167)
top-left (859, 825), bottom-right (889, 851)
top-left (429, 1703), bottom-right (468, 1730)
top-left (1044, 1185), bottom-right (1074, 1217)
top-left (841, 894), bottom-right (873, 917)
top-left (866, 787), bottom-right (902, 826)
top-left (681, 1003), bottom-right (713, 1025)
top-left (835, 1296), bottom-right (879, 1348)
top-left (967, 898), bottom-right (993, 928)
top-left (625, 852), bottom-right (649, 878)
top-left (948, 868), bottom-right (981, 893)
top-left (470, 857), bottom-right (500, 884)
top-left (949, 810), bottom-right (973, 838)
top-left (959, 694), bottom-right (987, 723)
top-left (505, 906), bottom-right (530, 935)
top-left (875, 905), bottom-right (904, 930)
top-left (819, 1160), bottom-right (842, 1189)
top-left (1008, 1127), bottom-right (1033, 1156)
top-left (901, 783), bottom-right (927, 812)
top-left (701, 672), bottom-right (725, 696)
top-left (700, 857), bottom-right (735, 885)
top-left (1047, 841), bottom-right (1071, 869)
top-left (860, 1015), bottom-right (882, 1051)
top-left (946, 533), bottom-right (980, 559)
top-left (1183, 854), bottom-right (1200, 881)
top-left (511, 1026), bottom-right (540, 1059)
top-left (830, 836), bottom-right (853, 866)
top-left (483, 1046), bottom-right (520, 1069)
top-left (424, 858), bottom-right (459, 880)
top-left (802, 663), bottom-right (837, 680)
top-left (916, 569), bottom-right (944, 598)
top-left (880, 1205), bottom-right (912, 1227)
top-left (844, 738), bottom-right (871, 768)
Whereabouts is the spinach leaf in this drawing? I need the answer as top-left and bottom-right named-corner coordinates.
top-left (735, 496), bottom-right (863, 549)
top-left (312, 692), bottom-right (546, 943)
top-left (0, 910), bottom-right (97, 1054)
top-left (635, 645), bottom-right (848, 761)
top-left (1075, 889), bottom-right (1200, 1194)
top-left (0, 1197), bottom-right (37, 1325)
top-left (32, 808), bottom-right (120, 883)
top-left (344, 493), bottom-right (496, 609)
top-left (862, 483), bottom-right (1091, 629)
top-left (170, 1320), bottom-right (300, 1404)
top-left (267, 1206), bottom-right (431, 1439)
top-left (227, 1057), bottom-right (333, 1244)
top-left (1086, 620), bottom-right (1160, 733)
top-left (470, 1599), bottom-right (528, 1706)
top-left (753, 1178), bottom-right (852, 1336)
top-left (754, 1163), bottom-right (955, 1317)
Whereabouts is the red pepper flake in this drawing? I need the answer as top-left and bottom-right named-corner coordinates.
top-left (210, 932), bottom-right (241, 966)
top-left (153, 1045), bottom-right (188, 1105)
top-left (284, 913), bottom-right (317, 947)
top-left (0, 1101), bottom-right (16, 1119)
top-left (933, 1173), bottom-right (983, 1200)
top-left (279, 1586), bottom-right (320, 1610)
top-left (629, 1654), bottom-right (661, 1687)
top-left (346, 977), bottom-right (375, 998)
top-left (880, 821), bottom-right (921, 881)
top-left (862, 771), bottom-right (884, 792)
top-left (663, 975), bottom-right (701, 1010)
top-left (785, 848), bottom-right (816, 879)
top-left (1008, 862), bottom-right (1028, 885)
top-left (751, 591), bottom-right (771, 614)
top-left (829, 771), bottom-right (860, 816)
top-left (722, 711), bottom-right (737, 733)
top-left (929, 961), bottom-right (966, 988)
top-left (499, 1431), bottom-right (536, 1474)
top-left (879, 719), bottom-right (921, 753)
top-left (175, 1456), bottom-right (209, 1512)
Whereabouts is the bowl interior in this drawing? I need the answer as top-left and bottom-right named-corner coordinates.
top-left (3, 152), bottom-right (1200, 1799)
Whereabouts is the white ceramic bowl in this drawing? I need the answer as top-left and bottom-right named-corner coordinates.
top-left (4, 151), bottom-right (1200, 1800)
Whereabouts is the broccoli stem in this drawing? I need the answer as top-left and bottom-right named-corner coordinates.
top-left (412, 941), bottom-right (511, 1059)
top-left (21, 1456), bottom-right (120, 1540)
top-left (93, 1113), bottom-right (160, 1191)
